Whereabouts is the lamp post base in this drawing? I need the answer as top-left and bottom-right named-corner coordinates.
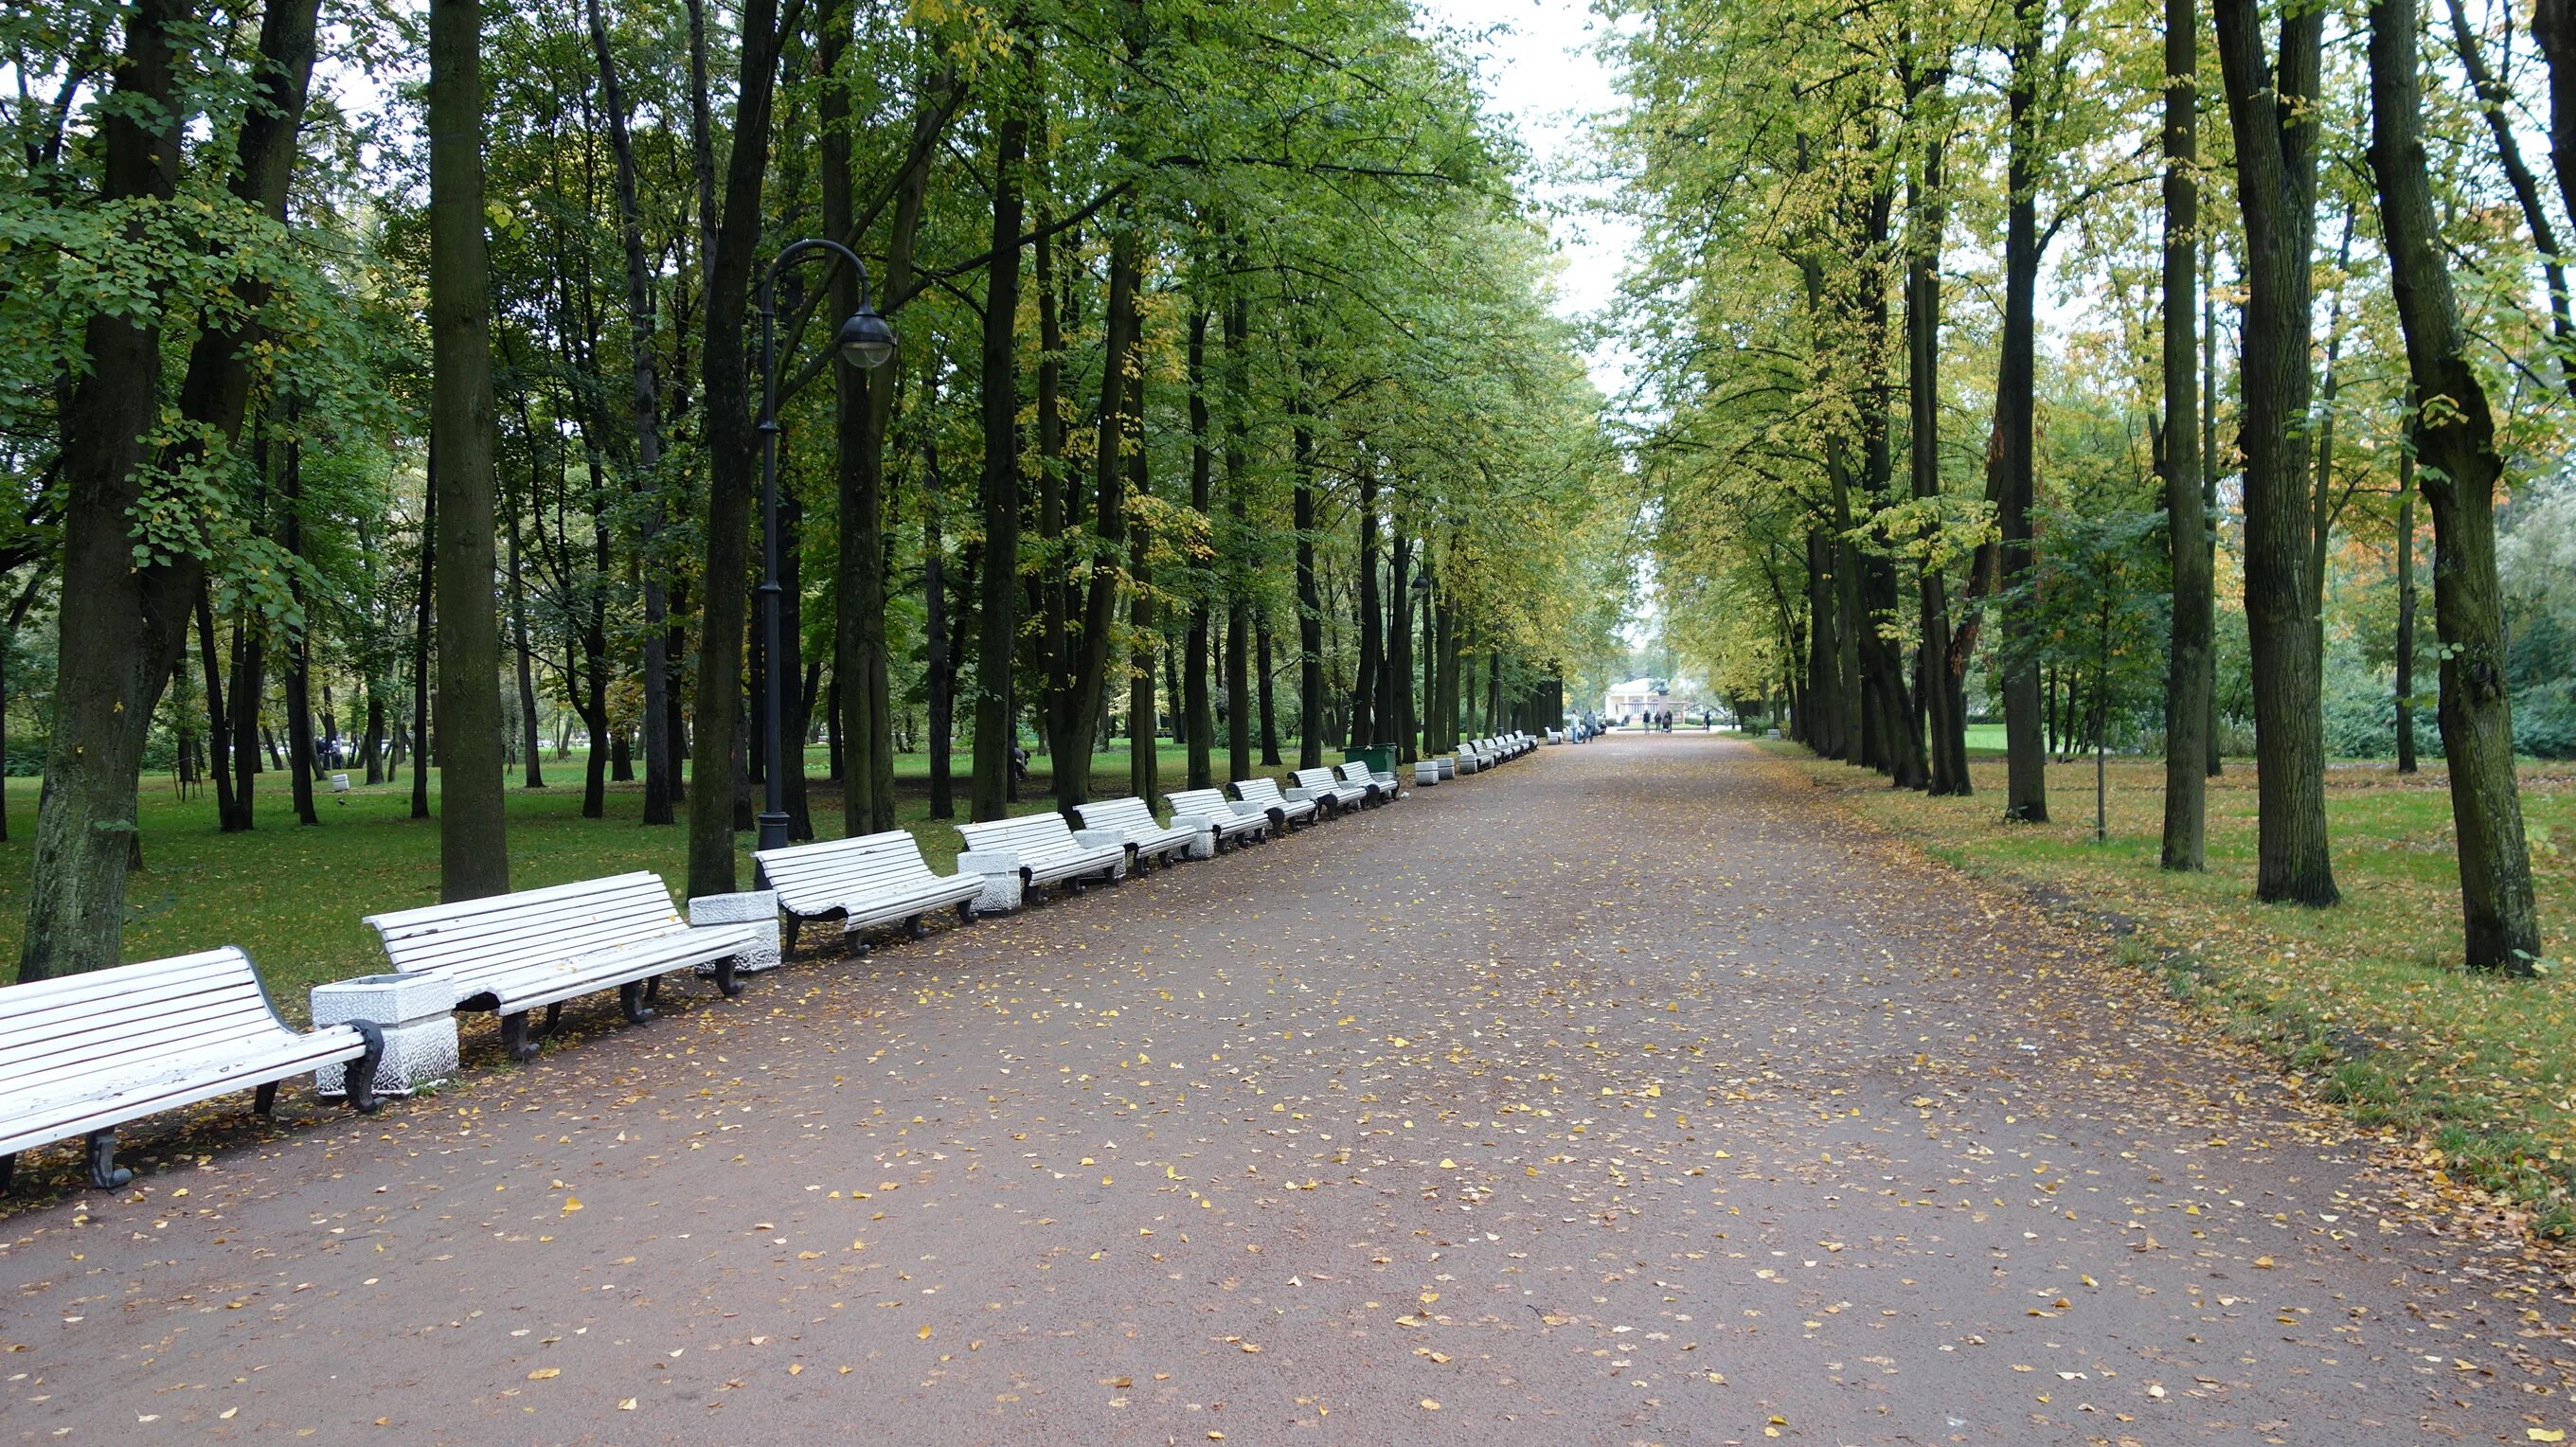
top-left (756, 811), bottom-right (792, 854)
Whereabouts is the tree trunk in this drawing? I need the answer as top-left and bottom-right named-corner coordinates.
top-left (1223, 286), bottom-right (1256, 785)
top-left (970, 96), bottom-right (1029, 822)
top-left (922, 380), bottom-right (957, 819)
top-left (280, 429), bottom-right (320, 826)
top-left (411, 477), bottom-right (436, 820)
top-left (1049, 215), bottom-right (1140, 812)
top-left (778, 494), bottom-right (811, 840)
top-left (1352, 455), bottom-right (1382, 751)
top-left (19, 0), bottom-right (194, 977)
top-left (1389, 527), bottom-right (1415, 764)
top-left (2395, 448), bottom-right (2419, 774)
top-left (2160, 0), bottom-right (2210, 869)
top-left (584, 0), bottom-right (675, 825)
top-left (1185, 309), bottom-right (1216, 791)
top-left (190, 593), bottom-right (236, 820)
top-left (2366, 0), bottom-right (2543, 968)
top-left (1995, 0), bottom-right (2048, 821)
top-left (686, 0), bottom-right (790, 890)
top-left (1804, 528), bottom-right (1844, 759)
top-left (1906, 98), bottom-right (1969, 796)
top-left (1292, 419), bottom-right (1325, 771)
top-left (2215, 0), bottom-right (2335, 904)
top-left (1257, 612), bottom-right (1281, 766)
top-left (229, 605), bottom-right (266, 828)
top-left (507, 503), bottom-right (545, 789)
top-left (428, 0), bottom-right (510, 902)
top-left (2202, 238), bottom-right (2224, 778)
top-left (1127, 357), bottom-right (1158, 805)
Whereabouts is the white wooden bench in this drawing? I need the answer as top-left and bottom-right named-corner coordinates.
top-left (365, 872), bottom-right (762, 1062)
top-left (1164, 787), bottom-right (1269, 850)
top-left (1075, 796), bottom-right (1203, 870)
top-left (1455, 742), bottom-right (1485, 774)
top-left (755, 829), bottom-right (985, 953)
top-left (954, 813), bottom-right (1126, 908)
top-left (1545, 727), bottom-right (1564, 744)
top-left (2, 947), bottom-right (385, 1191)
top-left (1230, 776), bottom-right (1317, 831)
top-left (1291, 766), bottom-right (1371, 813)
top-left (1337, 759), bottom-right (1400, 802)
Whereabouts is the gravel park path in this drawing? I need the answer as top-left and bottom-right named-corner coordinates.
top-left (7, 734), bottom-right (2572, 1445)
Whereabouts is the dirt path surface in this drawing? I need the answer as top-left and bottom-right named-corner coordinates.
top-left (5, 735), bottom-right (2568, 1445)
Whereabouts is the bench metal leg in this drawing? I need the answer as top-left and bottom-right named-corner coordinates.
top-left (345, 1021), bottom-right (384, 1115)
top-left (619, 980), bottom-right (656, 1025)
top-left (1, 1152), bottom-right (14, 1193)
top-left (85, 1130), bottom-right (131, 1190)
top-left (645, 974), bottom-right (663, 1007)
top-left (499, 1011), bottom-right (537, 1063)
top-left (956, 899), bottom-right (976, 924)
top-left (906, 914), bottom-right (929, 941)
top-left (254, 1081), bottom-right (279, 1117)
top-left (540, 1001), bottom-right (564, 1038)
top-left (715, 958), bottom-right (743, 998)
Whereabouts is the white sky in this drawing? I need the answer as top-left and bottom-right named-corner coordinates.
top-left (1412, 0), bottom-right (1641, 399)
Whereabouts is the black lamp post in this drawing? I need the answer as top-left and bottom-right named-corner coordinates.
top-left (756, 239), bottom-right (894, 853)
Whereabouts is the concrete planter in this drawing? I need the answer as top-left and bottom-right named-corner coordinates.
top-left (312, 973), bottom-right (456, 1099)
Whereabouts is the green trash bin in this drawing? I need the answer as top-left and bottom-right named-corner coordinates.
top-left (1343, 744), bottom-right (1395, 777)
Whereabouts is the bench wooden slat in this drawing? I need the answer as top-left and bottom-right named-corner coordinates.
top-left (0, 947), bottom-right (379, 1183)
top-left (756, 830), bottom-right (983, 937)
top-left (1163, 789), bottom-right (1267, 840)
top-left (363, 873), bottom-right (754, 1041)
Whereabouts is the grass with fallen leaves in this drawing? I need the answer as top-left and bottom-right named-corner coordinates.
top-left (1762, 741), bottom-right (2576, 1235)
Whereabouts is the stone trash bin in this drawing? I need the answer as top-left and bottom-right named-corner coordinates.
top-left (312, 973), bottom-right (457, 1099)
top-left (688, 889), bottom-right (784, 974)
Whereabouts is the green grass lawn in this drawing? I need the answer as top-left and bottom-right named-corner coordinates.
top-left (0, 741), bottom-right (1295, 1018)
top-left (1765, 741), bottom-right (2576, 1233)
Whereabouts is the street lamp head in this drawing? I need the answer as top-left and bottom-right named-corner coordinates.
top-left (1409, 571), bottom-right (1433, 594)
top-left (836, 307), bottom-right (896, 369)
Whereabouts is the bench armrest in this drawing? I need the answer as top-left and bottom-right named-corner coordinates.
top-left (957, 849), bottom-right (1021, 875)
top-left (1227, 800), bottom-right (1265, 817)
top-left (1283, 787), bottom-right (1316, 803)
top-left (1172, 813), bottom-right (1223, 832)
top-left (1073, 829), bottom-right (1129, 851)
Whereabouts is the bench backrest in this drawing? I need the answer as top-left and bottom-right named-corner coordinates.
top-left (1, 947), bottom-right (290, 1103)
top-left (1164, 787), bottom-right (1240, 819)
top-left (1233, 777), bottom-right (1289, 806)
top-left (366, 872), bottom-right (686, 989)
top-left (1075, 796), bottom-right (1160, 836)
top-left (1335, 762), bottom-right (1376, 785)
top-left (757, 830), bottom-right (943, 911)
top-left (956, 812), bottom-right (1083, 865)
top-left (1291, 767), bottom-right (1349, 795)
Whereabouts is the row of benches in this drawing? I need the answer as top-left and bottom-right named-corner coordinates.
top-left (1, 744), bottom-right (1537, 1192)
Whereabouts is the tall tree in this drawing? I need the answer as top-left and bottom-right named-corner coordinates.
top-left (971, 81), bottom-right (1029, 823)
top-left (582, 0), bottom-right (676, 826)
top-left (1994, 0), bottom-right (2049, 822)
top-left (685, 0), bottom-right (796, 892)
top-left (2214, 0), bottom-right (2335, 904)
top-left (427, 0), bottom-right (510, 902)
top-left (22, 0), bottom-right (325, 978)
top-left (2365, 0), bottom-right (2544, 969)
top-left (2160, 0), bottom-right (2210, 870)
